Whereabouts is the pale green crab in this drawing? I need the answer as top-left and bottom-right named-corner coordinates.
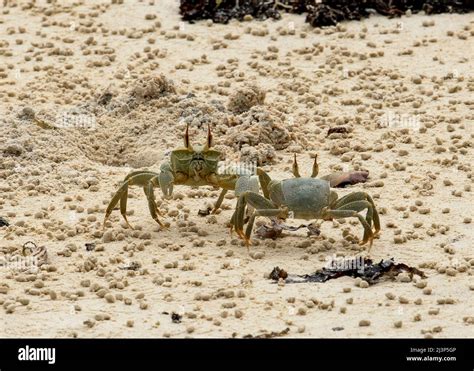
top-left (231, 154), bottom-right (381, 250)
top-left (103, 124), bottom-right (259, 229)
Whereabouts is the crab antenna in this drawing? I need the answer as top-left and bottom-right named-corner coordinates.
top-left (184, 123), bottom-right (191, 149)
top-left (292, 153), bottom-right (301, 178)
top-left (311, 154), bottom-right (319, 178)
top-left (207, 124), bottom-right (213, 148)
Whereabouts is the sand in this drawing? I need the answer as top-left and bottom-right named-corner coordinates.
top-left (0, 1), bottom-right (473, 338)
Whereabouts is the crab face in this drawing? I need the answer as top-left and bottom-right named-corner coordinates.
top-left (169, 124), bottom-right (222, 184)
top-left (171, 146), bottom-right (220, 182)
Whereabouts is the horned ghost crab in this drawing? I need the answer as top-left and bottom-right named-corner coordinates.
top-left (231, 154), bottom-right (381, 251)
top-left (103, 124), bottom-right (260, 229)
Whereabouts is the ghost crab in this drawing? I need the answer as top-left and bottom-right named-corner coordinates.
top-left (103, 124), bottom-right (259, 229)
top-left (231, 154), bottom-right (381, 251)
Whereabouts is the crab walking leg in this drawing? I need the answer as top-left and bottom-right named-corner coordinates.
top-left (124, 171), bottom-right (162, 219)
top-left (242, 193), bottom-right (282, 243)
top-left (212, 189), bottom-right (228, 214)
top-left (230, 190), bottom-right (254, 238)
top-left (230, 192), bottom-right (248, 238)
top-left (257, 168), bottom-right (272, 199)
top-left (210, 174), bottom-right (238, 214)
top-left (334, 200), bottom-right (375, 244)
top-left (142, 177), bottom-right (163, 216)
top-left (212, 173), bottom-right (260, 214)
top-left (103, 171), bottom-right (161, 229)
top-left (333, 194), bottom-right (374, 234)
top-left (333, 192), bottom-right (380, 234)
top-left (119, 181), bottom-right (133, 229)
top-left (233, 191), bottom-right (281, 246)
top-left (323, 208), bottom-right (374, 247)
top-left (104, 181), bottom-right (132, 229)
top-left (366, 194), bottom-right (380, 234)
top-left (235, 175), bottom-right (260, 217)
top-left (158, 163), bottom-right (174, 198)
top-left (144, 177), bottom-right (166, 228)
top-left (211, 175), bottom-right (237, 214)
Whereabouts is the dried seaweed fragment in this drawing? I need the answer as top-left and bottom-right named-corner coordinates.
top-left (255, 220), bottom-right (321, 240)
top-left (85, 243), bottom-right (96, 251)
top-left (198, 207), bottom-right (211, 216)
top-left (255, 220), bottom-right (283, 240)
top-left (171, 312), bottom-right (182, 323)
top-left (119, 261), bottom-right (141, 271)
top-left (269, 266), bottom-right (288, 280)
top-left (268, 258), bottom-right (426, 285)
top-left (243, 327), bottom-right (290, 339)
top-left (180, 1), bottom-right (474, 28)
top-left (327, 126), bottom-right (350, 136)
top-left (0, 217), bottom-right (9, 227)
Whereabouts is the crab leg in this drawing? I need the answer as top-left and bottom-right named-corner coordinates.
top-left (322, 206), bottom-right (374, 248)
top-left (336, 200), bottom-right (374, 243)
top-left (256, 168), bottom-right (272, 199)
top-left (103, 171), bottom-right (163, 229)
top-left (333, 191), bottom-right (380, 234)
top-left (158, 162), bottom-right (174, 198)
top-left (232, 191), bottom-right (281, 248)
top-left (104, 179), bottom-right (133, 229)
top-left (212, 189), bottom-right (228, 214)
top-left (144, 177), bottom-right (166, 228)
top-left (214, 173), bottom-right (260, 214)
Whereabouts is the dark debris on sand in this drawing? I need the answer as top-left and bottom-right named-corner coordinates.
top-left (243, 327), bottom-right (290, 338)
top-left (255, 219), bottom-right (321, 240)
top-left (0, 217), bottom-right (9, 227)
top-left (180, 0), bottom-right (474, 27)
top-left (269, 258), bottom-right (426, 285)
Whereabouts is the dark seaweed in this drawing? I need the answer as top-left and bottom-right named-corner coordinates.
top-left (197, 207), bottom-right (212, 216)
top-left (0, 217), bottom-right (9, 227)
top-left (269, 266), bottom-right (288, 280)
top-left (243, 327), bottom-right (290, 338)
top-left (180, 1), bottom-right (474, 27)
top-left (171, 312), bottom-right (183, 323)
top-left (327, 126), bottom-right (349, 136)
top-left (269, 258), bottom-right (426, 284)
top-left (85, 242), bottom-right (96, 251)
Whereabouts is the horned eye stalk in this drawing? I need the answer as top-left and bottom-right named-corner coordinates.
top-left (183, 123), bottom-right (213, 151)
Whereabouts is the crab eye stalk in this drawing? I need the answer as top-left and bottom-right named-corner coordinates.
top-left (292, 153), bottom-right (301, 178)
top-left (311, 154), bottom-right (319, 178)
top-left (184, 123), bottom-right (193, 150)
top-left (205, 124), bottom-right (213, 150)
